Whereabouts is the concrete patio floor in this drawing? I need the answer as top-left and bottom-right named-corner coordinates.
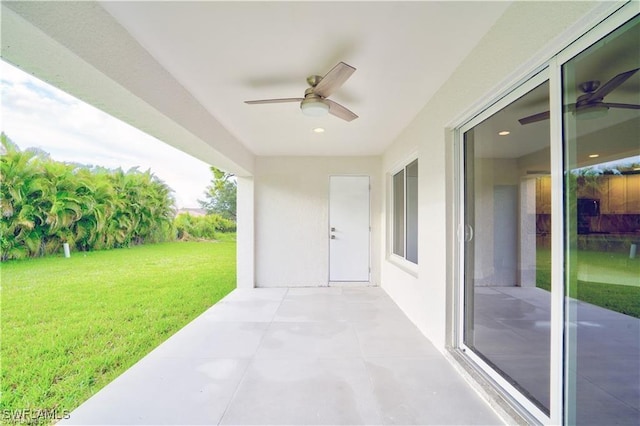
top-left (62, 287), bottom-right (504, 425)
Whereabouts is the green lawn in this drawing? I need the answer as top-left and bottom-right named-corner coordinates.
top-left (1, 240), bottom-right (236, 422)
top-left (536, 248), bottom-right (640, 318)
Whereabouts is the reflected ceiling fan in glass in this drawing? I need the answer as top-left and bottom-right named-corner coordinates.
top-left (518, 67), bottom-right (640, 124)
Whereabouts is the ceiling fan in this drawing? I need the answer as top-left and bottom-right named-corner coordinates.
top-left (519, 67), bottom-right (640, 125)
top-left (244, 62), bottom-right (358, 122)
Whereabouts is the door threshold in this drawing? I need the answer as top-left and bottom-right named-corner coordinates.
top-left (328, 281), bottom-right (376, 287)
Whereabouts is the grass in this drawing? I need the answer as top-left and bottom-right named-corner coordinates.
top-left (536, 248), bottom-right (640, 318)
top-left (1, 240), bottom-right (236, 423)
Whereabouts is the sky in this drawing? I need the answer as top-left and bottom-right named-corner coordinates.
top-left (0, 60), bottom-right (212, 209)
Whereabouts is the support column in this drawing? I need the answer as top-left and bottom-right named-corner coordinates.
top-left (236, 176), bottom-right (255, 288)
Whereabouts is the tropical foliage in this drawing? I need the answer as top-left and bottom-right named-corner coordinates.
top-left (1, 134), bottom-right (175, 260)
top-left (174, 212), bottom-right (236, 241)
top-left (199, 167), bottom-right (237, 220)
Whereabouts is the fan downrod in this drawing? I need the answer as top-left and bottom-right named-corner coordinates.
top-left (306, 75), bottom-right (323, 87)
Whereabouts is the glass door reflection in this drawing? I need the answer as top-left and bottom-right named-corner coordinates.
top-left (463, 80), bottom-right (552, 414)
top-left (562, 15), bottom-right (640, 426)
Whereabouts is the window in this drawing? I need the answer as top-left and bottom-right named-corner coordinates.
top-left (392, 159), bottom-right (418, 264)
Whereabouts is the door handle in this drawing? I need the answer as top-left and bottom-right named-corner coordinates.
top-left (465, 224), bottom-right (474, 242)
top-left (331, 235), bottom-right (336, 239)
top-left (331, 227), bottom-right (336, 232)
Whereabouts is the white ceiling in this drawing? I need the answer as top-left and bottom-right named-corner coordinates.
top-left (99, 1), bottom-right (511, 157)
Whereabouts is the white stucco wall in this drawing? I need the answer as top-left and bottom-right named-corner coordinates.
top-left (254, 156), bottom-right (382, 287)
top-left (380, 1), bottom-right (609, 349)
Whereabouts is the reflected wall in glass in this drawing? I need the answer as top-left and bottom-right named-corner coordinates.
top-left (393, 169), bottom-right (405, 257)
top-left (406, 160), bottom-right (418, 264)
top-left (392, 160), bottom-right (419, 264)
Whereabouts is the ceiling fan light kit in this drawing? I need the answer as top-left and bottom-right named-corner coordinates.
top-left (245, 62), bottom-right (358, 122)
top-left (301, 97), bottom-right (330, 117)
top-left (575, 103), bottom-right (609, 120)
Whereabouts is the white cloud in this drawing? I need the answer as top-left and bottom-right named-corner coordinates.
top-left (1, 61), bottom-right (212, 208)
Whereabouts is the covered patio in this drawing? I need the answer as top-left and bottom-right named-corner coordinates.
top-left (61, 287), bottom-right (503, 425)
top-left (4, 2), bottom-right (637, 424)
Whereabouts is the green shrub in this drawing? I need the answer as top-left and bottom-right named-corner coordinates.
top-left (174, 213), bottom-right (236, 241)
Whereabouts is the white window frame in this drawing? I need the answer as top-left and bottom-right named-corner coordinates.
top-left (388, 155), bottom-right (419, 271)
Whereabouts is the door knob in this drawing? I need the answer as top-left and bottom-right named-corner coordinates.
top-left (331, 235), bottom-right (336, 239)
top-left (331, 227), bottom-right (336, 232)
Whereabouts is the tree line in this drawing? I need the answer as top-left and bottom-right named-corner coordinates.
top-left (1, 134), bottom-right (235, 261)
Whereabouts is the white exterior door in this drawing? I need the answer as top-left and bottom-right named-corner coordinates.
top-left (329, 176), bottom-right (370, 282)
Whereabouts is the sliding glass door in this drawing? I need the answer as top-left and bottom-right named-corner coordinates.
top-left (462, 77), bottom-right (552, 418)
top-left (562, 14), bottom-right (639, 425)
top-left (459, 9), bottom-right (638, 424)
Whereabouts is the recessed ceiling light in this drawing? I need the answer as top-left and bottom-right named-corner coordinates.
top-left (312, 127), bottom-right (325, 133)
top-left (588, 154), bottom-right (600, 158)
top-left (498, 131), bottom-right (510, 136)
